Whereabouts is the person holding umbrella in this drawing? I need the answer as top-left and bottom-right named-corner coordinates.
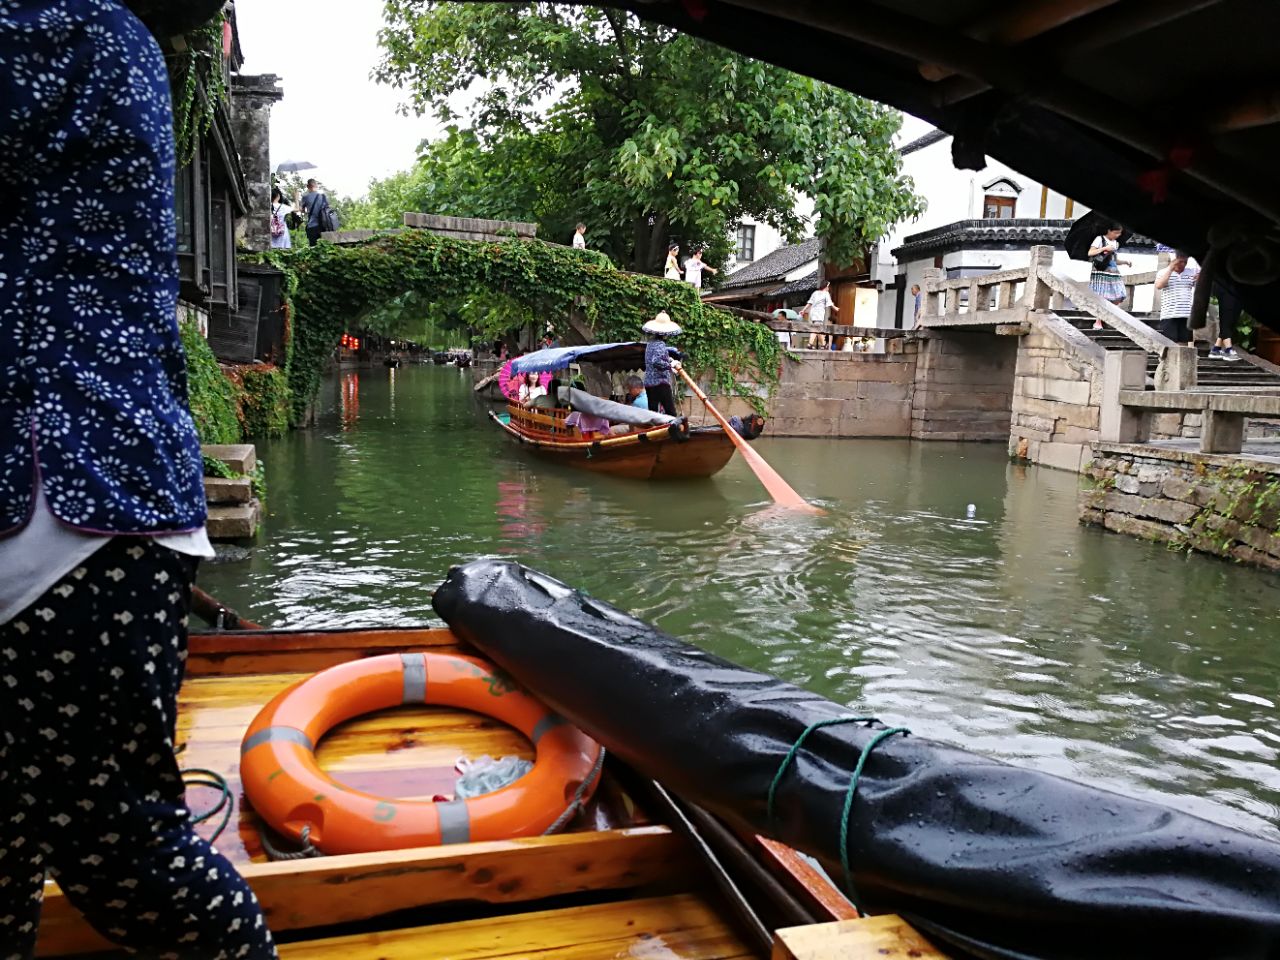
top-left (1088, 223), bottom-right (1132, 311)
top-left (297, 178), bottom-right (330, 247)
top-left (642, 311), bottom-right (684, 416)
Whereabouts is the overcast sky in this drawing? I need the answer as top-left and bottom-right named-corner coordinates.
top-left (235, 0), bottom-right (443, 197)
top-left (234, 0), bottom-right (934, 200)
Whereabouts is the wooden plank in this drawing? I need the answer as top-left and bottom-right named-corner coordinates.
top-left (187, 627), bottom-right (462, 677)
top-left (771, 915), bottom-right (950, 960)
top-left (755, 838), bottom-right (858, 922)
top-left (275, 893), bottom-right (749, 959)
top-left (37, 829), bottom-right (690, 957)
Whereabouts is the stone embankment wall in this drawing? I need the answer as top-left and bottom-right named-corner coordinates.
top-left (766, 340), bottom-right (920, 437)
top-left (910, 331), bottom-right (1019, 441)
top-left (1008, 318), bottom-right (1103, 473)
top-left (1081, 443), bottom-right (1280, 571)
top-left (698, 331), bottom-right (1020, 440)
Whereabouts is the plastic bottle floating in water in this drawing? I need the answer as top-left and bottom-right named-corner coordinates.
top-left (966, 504), bottom-right (977, 518)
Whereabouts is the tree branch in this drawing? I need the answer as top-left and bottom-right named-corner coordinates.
top-left (602, 8), bottom-right (636, 100)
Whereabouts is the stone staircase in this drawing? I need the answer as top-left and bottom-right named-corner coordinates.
top-left (201, 443), bottom-right (262, 540)
top-left (1055, 309), bottom-right (1280, 390)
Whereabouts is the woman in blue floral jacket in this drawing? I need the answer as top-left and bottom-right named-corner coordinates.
top-left (0, 3), bottom-right (274, 956)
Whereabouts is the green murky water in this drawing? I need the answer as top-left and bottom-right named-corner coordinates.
top-left (198, 365), bottom-right (1280, 840)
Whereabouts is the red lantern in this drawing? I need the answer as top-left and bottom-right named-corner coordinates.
top-left (222, 19), bottom-right (232, 59)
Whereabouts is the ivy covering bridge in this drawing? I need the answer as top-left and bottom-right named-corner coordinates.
top-left (265, 229), bottom-right (784, 426)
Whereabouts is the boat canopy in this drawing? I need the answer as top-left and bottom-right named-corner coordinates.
top-left (509, 342), bottom-right (646, 375)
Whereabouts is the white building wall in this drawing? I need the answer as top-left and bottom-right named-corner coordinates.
top-left (875, 115), bottom-right (1090, 287)
top-left (726, 196), bottom-right (815, 272)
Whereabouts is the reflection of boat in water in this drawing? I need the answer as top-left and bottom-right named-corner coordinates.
top-left (490, 342), bottom-right (754, 481)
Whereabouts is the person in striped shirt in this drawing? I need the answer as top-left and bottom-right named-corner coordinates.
top-left (1154, 250), bottom-right (1200, 346)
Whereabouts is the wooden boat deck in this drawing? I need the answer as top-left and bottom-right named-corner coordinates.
top-left (278, 893), bottom-right (752, 959)
top-left (175, 670), bottom-right (636, 866)
top-left (37, 625), bottom-right (944, 959)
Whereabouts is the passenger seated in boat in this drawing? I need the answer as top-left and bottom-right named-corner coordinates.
top-left (728, 413), bottom-right (767, 440)
top-left (529, 378), bottom-right (562, 410)
top-left (623, 376), bottom-right (648, 409)
top-left (518, 372), bottom-right (546, 405)
top-left (565, 410), bottom-right (610, 438)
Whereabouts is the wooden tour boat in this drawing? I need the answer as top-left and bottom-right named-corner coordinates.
top-left (489, 341), bottom-right (753, 480)
top-left (36, 619), bottom-right (916, 960)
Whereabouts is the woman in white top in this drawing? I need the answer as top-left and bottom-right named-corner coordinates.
top-left (518, 372), bottom-right (546, 404)
top-left (270, 186), bottom-right (292, 250)
top-left (664, 244), bottom-right (682, 281)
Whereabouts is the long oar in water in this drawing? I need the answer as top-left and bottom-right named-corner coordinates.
top-left (676, 366), bottom-right (819, 512)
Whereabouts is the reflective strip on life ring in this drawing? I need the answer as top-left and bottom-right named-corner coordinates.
top-left (239, 652), bottom-right (603, 855)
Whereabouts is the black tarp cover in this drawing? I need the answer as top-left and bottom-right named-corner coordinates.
top-left (433, 559), bottom-right (1280, 960)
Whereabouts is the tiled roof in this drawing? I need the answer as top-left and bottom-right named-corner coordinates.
top-left (721, 237), bottom-right (819, 290)
top-left (891, 218), bottom-right (1156, 261)
top-left (777, 269), bottom-right (819, 297)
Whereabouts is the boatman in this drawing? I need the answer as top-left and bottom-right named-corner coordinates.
top-left (642, 311), bottom-right (684, 417)
top-left (0, 4), bottom-right (275, 956)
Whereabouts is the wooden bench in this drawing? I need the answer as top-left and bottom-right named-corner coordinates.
top-left (278, 893), bottom-right (752, 959)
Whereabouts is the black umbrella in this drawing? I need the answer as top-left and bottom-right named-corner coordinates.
top-left (1065, 212), bottom-right (1132, 262)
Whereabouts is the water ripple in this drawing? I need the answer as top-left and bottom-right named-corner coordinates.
top-left (199, 367), bottom-right (1280, 841)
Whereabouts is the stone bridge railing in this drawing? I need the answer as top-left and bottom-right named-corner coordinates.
top-left (920, 243), bottom-right (1196, 389)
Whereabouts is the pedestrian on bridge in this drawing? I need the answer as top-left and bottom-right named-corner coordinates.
top-left (1088, 224), bottom-right (1132, 327)
top-left (1154, 251), bottom-right (1200, 347)
top-left (684, 249), bottom-right (718, 290)
top-left (801, 280), bottom-right (839, 349)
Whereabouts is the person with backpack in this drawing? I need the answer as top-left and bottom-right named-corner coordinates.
top-left (297, 178), bottom-right (337, 246)
top-left (270, 186), bottom-right (292, 249)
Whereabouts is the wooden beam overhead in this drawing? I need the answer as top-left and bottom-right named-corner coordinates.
top-left (917, 0), bottom-right (1120, 82)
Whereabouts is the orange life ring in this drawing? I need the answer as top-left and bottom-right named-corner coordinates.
top-left (240, 652), bottom-right (603, 855)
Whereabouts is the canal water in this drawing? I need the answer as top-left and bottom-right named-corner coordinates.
top-left (199, 364), bottom-right (1280, 841)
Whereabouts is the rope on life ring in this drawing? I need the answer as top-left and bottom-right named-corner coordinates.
top-left (240, 652), bottom-right (604, 855)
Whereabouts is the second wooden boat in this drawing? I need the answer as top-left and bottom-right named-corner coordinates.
top-left (491, 407), bottom-right (738, 479)
top-left (490, 341), bottom-right (754, 480)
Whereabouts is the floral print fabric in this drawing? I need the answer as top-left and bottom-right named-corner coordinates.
top-left (0, 0), bottom-right (207, 536)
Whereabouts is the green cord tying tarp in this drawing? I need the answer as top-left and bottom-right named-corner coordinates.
top-left (433, 559), bottom-right (1280, 960)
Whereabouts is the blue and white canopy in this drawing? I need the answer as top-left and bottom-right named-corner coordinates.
top-left (508, 341), bottom-right (646, 375)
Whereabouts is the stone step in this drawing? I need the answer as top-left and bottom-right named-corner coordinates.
top-left (204, 476), bottom-right (252, 504)
top-left (201, 443), bottom-right (256, 474)
top-left (206, 500), bottom-right (261, 540)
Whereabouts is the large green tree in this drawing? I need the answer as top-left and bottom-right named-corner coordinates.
top-left (375, 2), bottom-right (923, 273)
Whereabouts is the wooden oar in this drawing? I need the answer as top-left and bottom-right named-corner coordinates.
top-left (191, 585), bottom-right (261, 631)
top-left (676, 366), bottom-right (818, 512)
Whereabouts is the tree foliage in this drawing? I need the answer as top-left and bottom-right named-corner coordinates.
top-left (263, 232), bottom-right (781, 424)
top-left (375, 3), bottom-right (923, 272)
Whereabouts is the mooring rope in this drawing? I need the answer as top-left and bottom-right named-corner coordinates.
top-left (544, 747), bottom-right (607, 835)
top-left (260, 824), bottom-right (323, 861)
top-left (182, 767), bottom-right (234, 845)
top-left (766, 716), bottom-right (911, 910)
